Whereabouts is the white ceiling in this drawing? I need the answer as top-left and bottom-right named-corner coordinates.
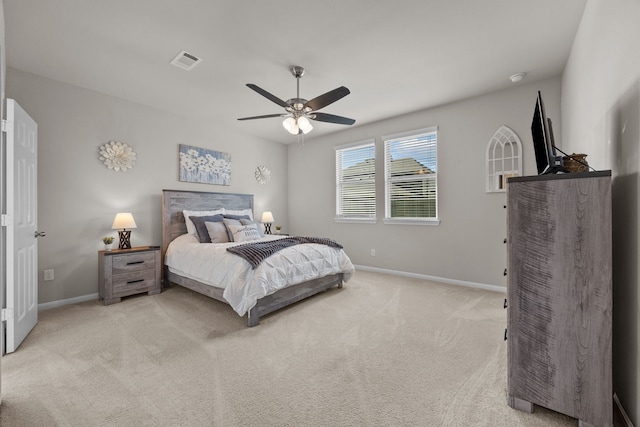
top-left (4, 0), bottom-right (587, 144)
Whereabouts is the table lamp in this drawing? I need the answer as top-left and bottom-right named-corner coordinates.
top-left (112, 212), bottom-right (137, 249)
top-left (261, 211), bottom-right (274, 235)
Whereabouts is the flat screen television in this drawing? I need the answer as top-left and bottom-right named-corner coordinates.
top-left (531, 91), bottom-right (564, 174)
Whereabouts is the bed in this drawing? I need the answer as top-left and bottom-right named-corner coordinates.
top-left (161, 189), bottom-right (354, 326)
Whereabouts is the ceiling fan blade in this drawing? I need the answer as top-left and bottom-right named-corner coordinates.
top-left (311, 112), bottom-right (356, 126)
top-left (246, 84), bottom-right (289, 108)
top-left (237, 113), bottom-right (285, 121)
top-left (305, 86), bottom-right (350, 111)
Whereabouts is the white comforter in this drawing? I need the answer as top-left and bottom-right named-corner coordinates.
top-left (165, 234), bottom-right (355, 316)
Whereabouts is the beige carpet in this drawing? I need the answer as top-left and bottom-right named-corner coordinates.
top-left (1, 270), bottom-right (580, 426)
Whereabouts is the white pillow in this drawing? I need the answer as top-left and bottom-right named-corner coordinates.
top-left (240, 218), bottom-right (265, 237)
top-left (183, 209), bottom-right (224, 236)
top-left (227, 223), bottom-right (261, 242)
top-left (223, 208), bottom-right (253, 220)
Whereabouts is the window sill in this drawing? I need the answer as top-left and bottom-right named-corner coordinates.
top-left (334, 218), bottom-right (377, 224)
top-left (383, 218), bottom-right (440, 225)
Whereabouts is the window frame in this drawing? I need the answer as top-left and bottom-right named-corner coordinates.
top-left (334, 139), bottom-right (377, 224)
top-left (383, 126), bottom-right (439, 225)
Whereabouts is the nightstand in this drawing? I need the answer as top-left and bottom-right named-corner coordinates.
top-left (98, 246), bottom-right (161, 305)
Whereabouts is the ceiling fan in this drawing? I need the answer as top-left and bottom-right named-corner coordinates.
top-left (238, 65), bottom-right (355, 135)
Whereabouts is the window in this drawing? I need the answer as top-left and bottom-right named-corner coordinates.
top-left (335, 139), bottom-right (376, 222)
top-left (383, 127), bottom-right (438, 224)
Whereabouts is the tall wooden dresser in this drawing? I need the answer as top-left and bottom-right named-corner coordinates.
top-left (506, 171), bottom-right (612, 427)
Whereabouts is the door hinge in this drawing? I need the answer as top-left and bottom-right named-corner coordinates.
top-left (1, 214), bottom-right (11, 227)
top-left (1, 119), bottom-right (13, 133)
top-left (1, 308), bottom-right (14, 321)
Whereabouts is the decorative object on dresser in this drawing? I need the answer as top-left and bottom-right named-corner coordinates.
top-left (506, 171), bottom-right (612, 427)
top-left (562, 153), bottom-right (589, 173)
top-left (275, 225), bottom-right (282, 234)
top-left (98, 246), bottom-right (161, 305)
top-left (98, 140), bottom-right (136, 171)
top-left (179, 144), bottom-right (231, 185)
top-left (261, 211), bottom-right (274, 234)
top-left (112, 212), bottom-right (137, 249)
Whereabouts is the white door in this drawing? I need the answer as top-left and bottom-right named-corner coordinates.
top-left (4, 99), bottom-right (39, 353)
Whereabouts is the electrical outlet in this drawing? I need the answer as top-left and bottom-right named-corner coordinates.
top-left (370, 249), bottom-right (376, 257)
top-left (44, 269), bottom-right (54, 281)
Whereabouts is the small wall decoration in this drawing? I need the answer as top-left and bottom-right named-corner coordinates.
top-left (486, 126), bottom-right (522, 193)
top-left (99, 140), bottom-right (136, 171)
top-left (254, 165), bottom-right (271, 184)
top-left (179, 144), bottom-right (231, 185)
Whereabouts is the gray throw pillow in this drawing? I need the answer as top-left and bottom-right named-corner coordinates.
top-left (205, 221), bottom-right (230, 243)
top-left (190, 214), bottom-right (224, 243)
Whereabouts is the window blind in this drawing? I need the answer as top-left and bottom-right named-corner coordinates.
top-left (335, 140), bottom-right (376, 219)
top-left (384, 128), bottom-right (438, 220)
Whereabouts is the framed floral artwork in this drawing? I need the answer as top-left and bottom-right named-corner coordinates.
top-left (179, 144), bottom-right (231, 185)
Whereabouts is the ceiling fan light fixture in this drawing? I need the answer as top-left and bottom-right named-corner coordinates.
top-left (239, 65), bottom-right (355, 136)
top-left (298, 116), bottom-right (313, 134)
top-left (283, 117), bottom-right (299, 134)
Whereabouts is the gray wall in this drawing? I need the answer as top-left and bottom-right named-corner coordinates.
top-left (288, 76), bottom-right (562, 288)
top-left (6, 68), bottom-right (288, 305)
top-left (562, 0), bottom-right (639, 423)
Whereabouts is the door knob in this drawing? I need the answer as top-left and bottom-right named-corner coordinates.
top-left (34, 231), bottom-right (46, 238)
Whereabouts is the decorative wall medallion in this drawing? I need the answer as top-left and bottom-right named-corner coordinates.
top-left (255, 165), bottom-right (271, 184)
top-left (99, 141), bottom-right (137, 172)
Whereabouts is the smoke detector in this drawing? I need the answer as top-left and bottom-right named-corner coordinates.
top-left (509, 72), bottom-right (526, 83)
top-left (170, 50), bottom-right (202, 71)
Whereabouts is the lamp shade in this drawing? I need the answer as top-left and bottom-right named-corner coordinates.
top-left (297, 116), bottom-right (313, 134)
top-left (261, 211), bottom-right (274, 223)
top-left (112, 212), bottom-right (137, 230)
top-left (282, 117), bottom-right (298, 135)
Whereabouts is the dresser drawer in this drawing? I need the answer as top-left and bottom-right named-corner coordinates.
top-left (112, 269), bottom-right (157, 294)
top-left (112, 252), bottom-right (156, 275)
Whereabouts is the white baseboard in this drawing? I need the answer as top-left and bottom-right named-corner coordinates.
top-left (353, 265), bottom-right (506, 293)
top-left (614, 393), bottom-right (635, 427)
top-left (38, 293), bottom-right (99, 311)
top-left (38, 269), bottom-right (504, 310)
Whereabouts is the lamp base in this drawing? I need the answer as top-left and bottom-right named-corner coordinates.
top-left (118, 230), bottom-right (132, 249)
top-left (264, 223), bottom-right (272, 235)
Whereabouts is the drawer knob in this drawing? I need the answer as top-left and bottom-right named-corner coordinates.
top-left (127, 279), bottom-right (145, 284)
top-left (126, 261), bottom-right (144, 265)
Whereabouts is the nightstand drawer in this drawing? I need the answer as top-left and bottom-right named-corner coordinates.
top-left (112, 269), bottom-right (157, 294)
top-left (112, 252), bottom-right (156, 274)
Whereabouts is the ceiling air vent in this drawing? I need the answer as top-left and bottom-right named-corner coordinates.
top-left (170, 50), bottom-right (201, 71)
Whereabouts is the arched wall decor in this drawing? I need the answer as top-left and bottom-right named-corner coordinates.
top-left (486, 126), bottom-right (522, 193)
